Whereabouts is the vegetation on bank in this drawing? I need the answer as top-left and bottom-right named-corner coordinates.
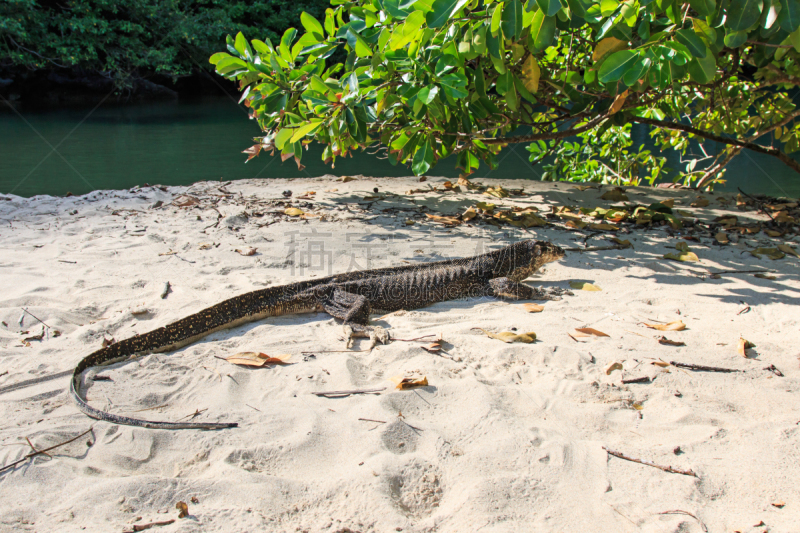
top-left (0, 0), bottom-right (325, 92)
top-left (212, 0), bottom-right (800, 188)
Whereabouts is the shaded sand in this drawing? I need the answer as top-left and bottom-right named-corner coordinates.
top-left (0, 176), bottom-right (799, 532)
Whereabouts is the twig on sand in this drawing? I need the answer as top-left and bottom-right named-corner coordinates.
top-left (301, 349), bottom-right (370, 354)
top-left (706, 269), bottom-right (775, 276)
top-left (245, 404), bottom-right (261, 412)
top-left (670, 361), bottom-right (740, 373)
top-left (312, 387), bottom-right (386, 397)
top-left (21, 308), bottom-right (51, 329)
top-left (132, 519), bottom-right (176, 532)
top-left (0, 427), bottom-right (94, 474)
top-left (390, 334), bottom-right (439, 342)
top-left (563, 244), bottom-right (627, 252)
top-left (160, 282), bottom-right (171, 299)
top-left (621, 376), bottom-right (651, 384)
top-left (358, 418), bottom-right (386, 424)
top-left (659, 510), bottom-right (707, 532)
top-left (603, 446), bottom-right (697, 477)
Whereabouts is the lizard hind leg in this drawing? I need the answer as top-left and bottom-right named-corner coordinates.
top-left (321, 289), bottom-right (389, 348)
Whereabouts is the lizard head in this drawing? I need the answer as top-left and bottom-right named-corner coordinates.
top-left (506, 240), bottom-right (565, 282)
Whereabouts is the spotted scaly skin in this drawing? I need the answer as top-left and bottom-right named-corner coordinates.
top-left (70, 240), bottom-right (565, 429)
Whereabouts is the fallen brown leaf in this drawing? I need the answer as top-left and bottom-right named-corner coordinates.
top-left (569, 281), bottom-right (602, 291)
top-left (390, 375), bottom-right (429, 390)
top-left (425, 213), bottom-right (462, 226)
top-left (715, 232), bottom-right (729, 244)
top-left (605, 361), bottom-right (623, 375)
top-left (737, 337), bottom-right (756, 358)
top-left (575, 327), bottom-right (609, 337)
top-left (642, 320), bottom-right (686, 331)
top-left (225, 352), bottom-right (291, 367)
top-left (477, 328), bottom-right (536, 343)
top-left (234, 247), bottom-right (257, 256)
top-left (338, 176), bottom-right (356, 182)
top-left (173, 195), bottom-right (200, 207)
top-left (601, 187), bottom-right (628, 202)
top-left (521, 303), bottom-right (544, 313)
top-left (690, 196), bottom-right (709, 207)
top-left (421, 343), bottom-right (441, 353)
top-left (754, 273), bottom-right (777, 280)
top-left (284, 207), bottom-right (304, 216)
top-left (778, 244), bottom-right (799, 258)
top-left (658, 336), bottom-right (685, 346)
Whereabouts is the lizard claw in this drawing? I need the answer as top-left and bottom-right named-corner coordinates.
top-left (369, 326), bottom-right (389, 347)
top-left (343, 324), bottom-right (389, 349)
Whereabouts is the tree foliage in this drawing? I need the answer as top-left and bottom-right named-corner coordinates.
top-left (1, 0), bottom-right (326, 89)
top-left (214, 0), bottom-right (800, 188)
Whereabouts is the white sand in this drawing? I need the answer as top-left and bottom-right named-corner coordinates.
top-left (0, 176), bottom-right (798, 533)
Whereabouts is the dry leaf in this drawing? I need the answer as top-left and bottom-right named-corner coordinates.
top-left (676, 209), bottom-right (693, 216)
top-left (575, 327), bottom-right (609, 337)
top-left (421, 342), bottom-right (441, 353)
top-left (601, 187), bottom-right (629, 202)
top-left (675, 241), bottom-right (691, 252)
top-left (338, 176), bottom-right (356, 182)
top-left (715, 232), bottom-right (729, 244)
top-left (405, 219), bottom-right (415, 225)
top-left (772, 501), bottom-right (785, 508)
top-left (651, 361), bottom-right (670, 367)
top-left (462, 207), bottom-right (477, 221)
top-left (588, 223), bottom-right (618, 231)
top-left (642, 320), bottom-right (686, 331)
top-left (737, 337), bottom-right (756, 358)
top-left (750, 247), bottom-right (785, 260)
top-left (389, 375), bottom-right (429, 390)
top-left (521, 303), bottom-right (544, 313)
top-left (566, 220), bottom-right (588, 230)
top-left (632, 402), bottom-right (644, 410)
top-left (173, 195), bottom-right (200, 207)
top-left (425, 213), bottom-right (462, 226)
top-left (660, 199), bottom-right (675, 208)
top-left (569, 281), bottom-right (602, 291)
top-left (610, 238), bottom-right (632, 249)
top-left (690, 196), bottom-right (709, 207)
top-left (764, 229), bottom-right (784, 237)
top-left (234, 247), bottom-right (257, 256)
top-left (176, 501), bottom-right (188, 519)
top-left (572, 185), bottom-right (596, 191)
top-left (476, 201), bottom-right (495, 213)
top-left (777, 244), bottom-right (799, 257)
top-left (658, 336), bottom-right (686, 346)
top-left (284, 207), bottom-right (304, 216)
top-left (664, 251), bottom-right (699, 262)
top-left (198, 242), bottom-right (213, 250)
top-left (605, 361), bottom-right (623, 375)
top-left (477, 328), bottom-right (536, 343)
top-left (754, 273), bottom-right (777, 280)
top-left (484, 186), bottom-right (510, 198)
top-left (225, 352), bottom-right (291, 367)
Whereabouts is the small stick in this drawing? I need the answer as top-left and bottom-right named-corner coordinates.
top-left (358, 418), bottom-right (386, 424)
top-left (160, 282), bottom-right (171, 299)
top-left (312, 387), bottom-right (386, 397)
top-left (738, 187), bottom-right (776, 223)
top-left (603, 447), bottom-right (697, 477)
top-left (301, 349), bottom-right (370, 354)
top-left (0, 427), bottom-right (94, 474)
top-left (21, 308), bottom-right (50, 329)
top-left (670, 361), bottom-right (740, 373)
top-left (25, 436), bottom-right (52, 458)
top-left (177, 408), bottom-right (207, 421)
top-left (245, 404), bottom-right (261, 412)
top-left (763, 364), bottom-right (784, 377)
top-left (706, 269), bottom-right (775, 275)
top-left (57, 260), bottom-right (77, 264)
top-left (391, 334), bottom-right (439, 342)
top-left (659, 510), bottom-right (708, 532)
top-left (132, 519), bottom-right (176, 532)
top-left (621, 376), bottom-right (651, 384)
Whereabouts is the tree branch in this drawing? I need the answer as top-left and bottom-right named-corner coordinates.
top-left (476, 114), bottom-right (609, 145)
top-left (631, 116), bottom-right (800, 176)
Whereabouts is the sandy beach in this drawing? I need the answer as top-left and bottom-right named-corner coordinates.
top-left (0, 175), bottom-right (798, 532)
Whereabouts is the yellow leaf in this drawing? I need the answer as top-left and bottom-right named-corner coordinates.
top-left (575, 327), bottom-right (609, 337)
top-left (284, 207), bottom-right (304, 216)
top-left (610, 238), bottom-right (632, 248)
top-left (569, 281), bottom-right (602, 291)
top-left (338, 176), bottom-right (356, 182)
top-left (690, 196), bottom-right (709, 207)
top-left (484, 186), bottom-right (509, 198)
top-left (737, 337), bottom-right (755, 357)
top-left (750, 247), bottom-right (785, 260)
top-left (642, 320), bottom-right (686, 331)
top-left (609, 89), bottom-right (628, 115)
top-left (478, 328), bottom-right (536, 343)
top-left (676, 209), bottom-right (693, 216)
top-left (664, 251), bottom-right (699, 262)
top-left (476, 201), bottom-right (496, 212)
top-left (405, 219), bottom-right (415, 225)
top-left (651, 361), bottom-right (670, 367)
top-left (778, 244), bottom-right (799, 257)
top-left (225, 352), bottom-right (291, 367)
top-left (389, 375), bottom-right (429, 390)
top-left (463, 207), bottom-right (477, 221)
top-left (566, 220), bottom-right (588, 230)
top-left (715, 232), bottom-right (729, 244)
top-left (588, 223), bottom-right (618, 231)
top-left (604, 361), bottom-right (623, 375)
top-left (521, 303), bottom-right (544, 313)
top-left (675, 241), bottom-right (691, 252)
top-left (521, 55), bottom-right (540, 93)
top-left (425, 213), bottom-right (462, 225)
top-left (660, 199), bottom-right (675, 208)
top-left (593, 37), bottom-right (627, 62)
top-left (764, 230), bottom-right (784, 237)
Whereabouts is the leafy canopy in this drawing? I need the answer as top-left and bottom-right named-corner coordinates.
top-left (212, 0), bottom-right (800, 188)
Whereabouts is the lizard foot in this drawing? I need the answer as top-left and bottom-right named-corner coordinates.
top-left (343, 325), bottom-right (389, 349)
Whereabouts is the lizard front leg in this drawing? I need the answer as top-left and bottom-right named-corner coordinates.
top-left (320, 288), bottom-right (388, 348)
top-left (487, 277), bottom-right (571, 301)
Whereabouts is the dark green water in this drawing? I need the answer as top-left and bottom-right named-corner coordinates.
top-left (1, 97), bottom-right (798, 198)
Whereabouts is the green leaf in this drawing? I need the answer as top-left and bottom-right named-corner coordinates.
top-left (427, 0), bottom-right (471, 28)
top-left (417, 85), bottom-right (439, 104)
top-left (209, 52), bottom-right (231, 65)
top-left (234, 32), bottom-right (250, 58)
top-left (530, 10), bottom-right (557, 50)
top-left (689, 0), bottom-right (716, 17)
top-left (727, 0), bottom-right (763, 31)
top-left (502, 0), bottom-right (524, 41)
top-left (598, 50), bottom-right (638, 83)
top-left (675, 28), bottom-right (708, 58)
top-left (491, 3), bottom-right (503, 35)
top-left (536, 0), bottom-right (562, 17)
top-left (301, 12), bottom-right (325, 39)
top-left (791, 27), bottom-right (800, 51)
top-left (440, 72), bottom-right (469, 98)
top-left (412, 139), bottom-right (434, 175)
top-left (383, 0), bottom-right (412, 19)
top-left (687, 47), bottom-right (716, 83)
top-left (496, 70), bottom-right (513, 95)
top-left (280, 28), bottom-right (297, 62)
top-left (778, 0), bottom-right (800, 32)
top-left (723, 29), bottom-right (749, 47)
top-left (692, 18), bottom-right (717, 45)
top-left (289, 121), bottom-right (323, 143)
top-left (274, 127), bottom-right (294, 150)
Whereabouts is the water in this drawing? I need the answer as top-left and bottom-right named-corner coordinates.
top-left (1, 97), bottom-right (798, 198)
